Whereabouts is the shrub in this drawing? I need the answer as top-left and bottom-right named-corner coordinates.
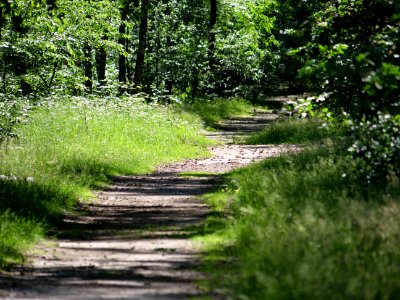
top-left (0, 96), bottom-right (30, 145)
top-left (348, 112), bottom-right (400, 184)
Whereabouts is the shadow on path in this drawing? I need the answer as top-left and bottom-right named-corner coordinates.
top-left (0, 173), bottom-right (219, 299)
top-left (0, 104), bottom-right (298, 300)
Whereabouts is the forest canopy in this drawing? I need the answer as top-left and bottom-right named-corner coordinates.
top-left (0, 0), bottom-right (398, 102)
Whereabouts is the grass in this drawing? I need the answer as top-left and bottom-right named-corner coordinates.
top-left (0, 211), bottom-right (44, 266)
top-left (247, 117), bottom-right (344, 144)
top-left (0, 95), bottom-right (214, 267)
top-left (195, 119), bottom-right (400, 299)
top-left (179, 97), bottom-right (253, 128)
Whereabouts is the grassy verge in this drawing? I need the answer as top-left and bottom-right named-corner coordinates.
top-left (179, 97), bottom-right (253, 128)
top-left (247, 117), bottom-right (344, 144)
top-left (0, 96), bottom-right (214, 267)
top-left (196, 119), bottom-right (400, 299)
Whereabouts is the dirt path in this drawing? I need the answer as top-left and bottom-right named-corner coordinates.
top-left (0, 103), bottom-right (298, 299)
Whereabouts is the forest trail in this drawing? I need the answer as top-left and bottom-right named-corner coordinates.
top-left (0, 97), bottom-right (298, 300)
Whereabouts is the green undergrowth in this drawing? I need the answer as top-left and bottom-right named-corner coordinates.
top-left (248, 117), bottom-right (345, 144)
top-left (0, 211), bottom-right (44, 267)
top-left (0, 96), bottom-right (214, 268)
top-left (196, 120), bottom-right (400, 299)
top-left (179, 97), bottom-right (253, 128)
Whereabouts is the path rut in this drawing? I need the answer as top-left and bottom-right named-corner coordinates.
top-left (0, 101), bottom-right (297, 300)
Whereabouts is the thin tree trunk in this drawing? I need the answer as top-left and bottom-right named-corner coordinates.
top-left (95, 38), bottom-right (107, 87)
top-left (48, 60), bottom-right (58, 91)
top-left (126, 0), bottom-right (140, 92)
top-left (0, 7), bottom-right (3, 40)
top-left (84, 45), bottom-right (93, 92)
top-left (10, 8), bottom-right (32, 96)
top-left (118, 8), bottom-right (128, 95)
top-left (165, 2), bottom-right (173, 96)
top-left (208, 0), bottom-right (217, 73)
top-left (1, 7), bottom-right (4, 93)
top-left (133, 0), bottom-right (149, 93)
top-left (155, 21), bottom-right (160, 90)
top-left (126, 28), bottom-right (133, 88)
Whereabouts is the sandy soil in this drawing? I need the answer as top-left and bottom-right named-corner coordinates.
top-left (0, 106), bottom-right (299, 300)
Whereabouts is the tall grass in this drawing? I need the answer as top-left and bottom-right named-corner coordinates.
top-left (247, 117), bottom-right (344, 144)
top-left (0, 211), bottom-right (43, 266)
top-left (197, 120), bottom-right (400, 299)
top-left (179, 97), bottom-right (253, 128)
top-left (0, 96), bottom-right (213, 267)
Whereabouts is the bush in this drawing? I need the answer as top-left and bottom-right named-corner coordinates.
top-left (348, 112), bottom-right (400, 184)
top-left (0, 96), bottom-right (30, 144)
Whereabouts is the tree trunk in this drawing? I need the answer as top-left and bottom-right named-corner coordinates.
top-left (208, 0), bottom-right (217, 73)
top-left (126, 0), bottom-right (140, 92)
top-left (165, 2), bottom-right (173, 96)
top-left (118, 8), bottom-right (128, 95)
top-left (126, 27), bottom-right (133, 87)
top-left (95, 40), bottom-right (107, 87)
top-left (95, 46), bottom-right (106, 86)
top-left (10, 7), bottom-right (32, 95)
top-left (0, 7), bottom-right (3, 40)
top-left (84, 45), bottom-right (93, 92)
top-left (133, 0), bottom-right (149, 93)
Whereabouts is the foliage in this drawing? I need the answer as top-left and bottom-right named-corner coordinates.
top-left (259, 0), bottom-right (399, 185)
top-left (0, 0), bottom-right (396, 104)
top-left (348, 112), bottom-right (400, 184)
top-left (0, 0), bottom-right (120, 96)
top-left (145, 0), bottom-right (209, 99)
top-left (0, 95), bottom-right (30, 144)
top-left (296, 0), bottom-right (400, 117)
top-left (210, 0), bottom-right (273, 98)
top-left (284, 94), bottom-right (334, 120)
top-left (0, 0), bottom-right (280, 100)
